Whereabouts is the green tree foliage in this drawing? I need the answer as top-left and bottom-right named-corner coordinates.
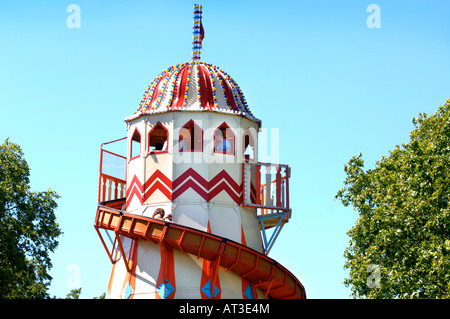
top-left (64, 288), bottom-right (105, 299)
top-left (336, 100), bottom-right (450, 298)
top-left (66, 288), bottom-right (82, 299)
top-left (94, 292), bottom-right (106, 299)
top-left (0, 139), bottom-right (62, 298)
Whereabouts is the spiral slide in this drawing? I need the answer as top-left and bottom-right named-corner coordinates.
top-left (94, 200), bottom-right (306, 299)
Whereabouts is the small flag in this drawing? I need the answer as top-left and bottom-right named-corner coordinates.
top-left (200, 20), bottom-right (205, 48)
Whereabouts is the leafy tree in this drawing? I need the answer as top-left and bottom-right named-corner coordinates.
top-left (94, 292), bottom-right (106, 299)
top-left (66, 288), bottom-right (82, 299)
top-left (0, 138), bottom-right (62, 298)
top-left (336, 100), bottom-right (450, 298)
top-left (64, 288), bottom-right (106, 299)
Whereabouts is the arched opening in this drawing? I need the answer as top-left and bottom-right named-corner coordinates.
top-left (179, 120), bottom-right (203, 152)
top-left (148, 122), bottom-right (168, 153)
top-left (130, 128), bottom-right (141, 160)
top-left (214, 122), bottom-right (235, 155)
top-left (243, 128), bottom-right (256, 161)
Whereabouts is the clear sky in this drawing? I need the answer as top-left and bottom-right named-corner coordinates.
top-left (1, 0), bottom-right (449, 299)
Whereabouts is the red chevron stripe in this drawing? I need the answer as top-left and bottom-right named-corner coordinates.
top-left (208, 181), bottom-right (242, 205)
top-left (144, 169), bottom-right (173, 191)
top-left (126, 175), bottom-right (144, 208)
top-left (126, 187), bottom-right (142, 209)
top-left (172, 178), bottom-right (209, 201)
top-left (126, 168), bottom-right (244, 206)
top-left (173, 168), bottom-right (208, 190)
top-left (126, 175), bottom-right (143, 197)
top-left (143, 180), bottom-right (172, 202)
top-left (209, 170), bottom-right (241, 195)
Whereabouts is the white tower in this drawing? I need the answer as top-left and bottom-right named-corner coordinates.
top-left (94, 5), bottom-right (305, 300)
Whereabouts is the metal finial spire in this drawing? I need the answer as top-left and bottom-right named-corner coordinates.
top-left (192, 4), bottom-right (204, 61)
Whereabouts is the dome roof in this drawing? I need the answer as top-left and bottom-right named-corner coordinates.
top-left (129, 61), bottom-right (260, 123)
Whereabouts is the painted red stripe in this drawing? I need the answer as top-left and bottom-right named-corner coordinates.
top-left (126, 175), bottom-right (143, 197)
top-left (125, 175), bottom-right (144, 209)
top-left (126, 169), bottom-right (244, 206)
top-left (198, 65), bottom-right (214, 109)
top-left (209, 170), bottom-right (242, 194)
top-left (198, 65), bottom-right (208, 109)
top-left (149, 73), bottom-right (170, 107)
top-left (144, 169), bottom-right (173, 191)
top-left (172, 178), bottom-right (209, 201)
top-left (126, 240), bottom-right (139, 299)
top-left (143, 170), bottom-right (173, 201)
top-left (175, 66), bottom-right (189, 108)
top-left (168, 68), bottom-right (181, 109)
top-left (156, 245), bottom-right (176, 299)
top-left (209, 181), bottom-right (242, 205)
top-left (218, 73), bottom-right (239, 112)
top-left (143, 180), bottom-right (172, 202)
top-left (204, 67), bottom-right (214, 109)
top-left (125, 186), bottom-right (143, 209)
top-left (200, 258), bottom-right (222, 299)
top-left (173, 167), bottom-right (208, 190)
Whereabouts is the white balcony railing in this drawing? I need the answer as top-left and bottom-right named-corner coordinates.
top-left (242, 161), bottom-right (292, 255)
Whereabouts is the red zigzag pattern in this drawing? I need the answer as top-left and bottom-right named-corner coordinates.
top-left (126, 168), bottom-right (243, 206)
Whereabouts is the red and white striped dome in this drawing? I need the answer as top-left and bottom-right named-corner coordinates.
top-left (133, 61), bottom-right (259, 122)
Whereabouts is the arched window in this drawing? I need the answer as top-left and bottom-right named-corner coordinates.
top-left (214, 122), bottom-right (235, 155)
top-left (130, 128), bottom-right (141, 160)
top-left (148, 122), bottom-right (168, 153)
top-left (243, 128), bottom-right (255, 161)
top-left (179, 120), bottom-right (203, 152)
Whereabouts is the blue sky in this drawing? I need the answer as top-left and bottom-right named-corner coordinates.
top-left (1, 0), bottom-right (449, 299)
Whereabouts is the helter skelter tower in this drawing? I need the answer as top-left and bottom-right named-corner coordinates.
top-left (94, 4), bottom-right (306, 299)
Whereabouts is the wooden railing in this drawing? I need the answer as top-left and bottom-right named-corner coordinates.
top-left (260, 175), bottom-right (288, 215)
top-left (98, 137), bottom-right (127, 203)
top-left (243, 162), bottom-right (291, 254)
top-left (99, 173), bottom-right (126, 203)
top-left (243, 162), bottom-right (290, 212)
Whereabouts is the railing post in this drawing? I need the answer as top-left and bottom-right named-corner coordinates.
top-left (265, 165), bottom-right (272, 207)
top-left (243, 163), bottom-right (252, 207)
top-left (255, 164), bottom-right (261, 205)
top-left (102, 176), bottom-right (107, 202)
top-left (107, 178), bottom-right (112, 201)
top-left (99, 149), bottom-right (104, 203)
top-left (285, 166), bottom-right (290, 210)
top-left (276, 165), bottom-right (282, 207)
top-left (120, 182), bottom-right (125, 198)
top-left (114, 180), bottom-right (118, 200)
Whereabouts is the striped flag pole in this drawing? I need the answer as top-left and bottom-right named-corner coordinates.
top-left (192, 4), bottom-right (204, 61)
